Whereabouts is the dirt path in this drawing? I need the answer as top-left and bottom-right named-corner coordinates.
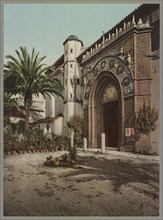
top-left (3, 151), bottom-right (159, 217)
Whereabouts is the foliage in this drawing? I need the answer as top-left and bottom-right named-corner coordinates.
top-left (44, 147), bottom-right (77, 168)
top-left (4, 46), bottom-right (64, 131)
top-left (44, 156), bottom-right (56, 167)
top-left (21, 128), bottom-right (50, 149)
top-left (4, 117), bottom-right (11, 128)
top-left (4, 127), bottom-right (20, 152)
top-left (135, 102), bottom-right (159, 135)
top-left (60, 147), bottom-right (77, 162)
top-left (67, 115), bottom-right (83, 135)
top-left (67, 115), bottom-right (83, 147)
top-left (4, 126), bottom-right (72, 154)
top-left (4, 127), bottom-right (53, 153)
top-left (68, 147), bottom-right (77, 161)
top-left (55, 135), bottom-right (70, 149)
top-left (4, 93), bottom-right (18, 112)
top-left (4, 93), bottom-right (19, 128)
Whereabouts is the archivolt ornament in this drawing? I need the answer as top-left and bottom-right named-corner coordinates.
top-left (101, 61), bottom-right (106, 69)
top-left (109, 60), bottom-right (115, 68)
top-left (116, 65), bottom-right (124, 74)
top-left (94, 69), bottom-right (98, 76)
top-left (122, 77), bottom-right (130, 86)
top-left (83, 55), bottom-right (134, 101)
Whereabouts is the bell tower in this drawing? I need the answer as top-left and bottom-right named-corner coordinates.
top-left (63, 35), bottom-right (83, 135)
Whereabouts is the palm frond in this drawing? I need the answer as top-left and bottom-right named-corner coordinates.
top-left (4, 46), bottom-right (64, 130)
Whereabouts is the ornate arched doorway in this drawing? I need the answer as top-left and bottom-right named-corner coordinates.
top-left (83, 55), bottom-right (134, 150)
top-left (88, 71), bottom-right (124, 149)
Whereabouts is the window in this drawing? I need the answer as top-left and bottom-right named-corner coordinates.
top-left (70, 48), bottom-right (73, 53)
top-left (70, 63), bottom-right (73, 68)
top-left (70, 79), bottom-right (73, 85)
top-left (70, 94), bottom-right (73, 98)
top-left (38, 125), bottom-right (40, 129)
top-left (47, 124), bottom-right (49, 132)
top-left (77, 78), bottom-right (80, 85)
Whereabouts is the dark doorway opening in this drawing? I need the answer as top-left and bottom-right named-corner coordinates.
top-left (103, 100), bottom-right (119, 147)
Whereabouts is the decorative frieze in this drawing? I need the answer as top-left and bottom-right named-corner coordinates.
top-left (138, 18), bottom-right (143, 25)
top-left (82, 15), bottom-right (151, 61)
top-left (132, 15), bottom-right (136, 25)
top-left (108, 33), bottom-right (111, 41)
top-left (119, 28), bottom-right (123, 33)
top-left (116, 28), bottom-right (118, 36)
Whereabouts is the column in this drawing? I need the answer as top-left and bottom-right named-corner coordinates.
top-left (71, 130), bottom-right (74, 147)
top-left (101, 133), bottom-right (105, 153)
top-left (83, 138), bottom-right (87, 151)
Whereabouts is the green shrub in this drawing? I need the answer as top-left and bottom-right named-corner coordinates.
top-left (55, 135), bottom-right (70, 149)
top-left (135, 102), bottom-right (159, 135)
top-left (4, 127), bottom-right (19, 152)
top-left (67, 115), bottom-right (83, 147)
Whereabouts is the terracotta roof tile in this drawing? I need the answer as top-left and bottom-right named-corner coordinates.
top-left (5, 109), bottom-right (25, 119)
top-left (32, 113), bottom-right (63, 125)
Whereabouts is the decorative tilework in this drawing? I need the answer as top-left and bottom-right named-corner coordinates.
top-left (83, 55), bottom-right (134, 101)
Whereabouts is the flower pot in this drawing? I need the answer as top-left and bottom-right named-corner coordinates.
top-left (55, 146), bottom-right (58, 152)
top-left (11, 150), bottom-right (16, 155)
top-left (69, 160), bottom-right (75, 165)
top-left (54, 159), bottom-right (60, 166)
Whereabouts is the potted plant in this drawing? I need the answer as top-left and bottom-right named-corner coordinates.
top-left (134, 102), bottom-right (159, 153)
top-left (54, 157), bottom-right (60, 166)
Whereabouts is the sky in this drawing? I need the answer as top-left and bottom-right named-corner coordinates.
top-left (3, 3), bottom-right (140, 66)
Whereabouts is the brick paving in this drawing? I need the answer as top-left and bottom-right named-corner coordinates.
top-left (3, 150), bottom-right (160, 217)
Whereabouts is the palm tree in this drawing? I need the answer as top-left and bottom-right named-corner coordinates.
top-left (4, 47), bottom-right (64, 131)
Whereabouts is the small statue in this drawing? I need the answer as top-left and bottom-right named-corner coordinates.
top-left (119, 46), bottom-right (124, 55)
top-left (127, 52), bottom-right (132, 65)
top-left (138, 18), bottom-right (143, 25)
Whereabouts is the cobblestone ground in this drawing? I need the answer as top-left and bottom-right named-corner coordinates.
top-left (3, 151), bottom-right (159, 217)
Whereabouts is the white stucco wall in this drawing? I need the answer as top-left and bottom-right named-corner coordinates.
top-left (32, 94), bottom-right (46, 120)
top-left (45, 94), bottom-right (55, 117)
top-left (10, 117), bottom-right (24, 124)
top-left (54, 117), bottom-right (63, 135)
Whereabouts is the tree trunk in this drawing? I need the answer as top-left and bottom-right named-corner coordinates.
top-left (25, 108), bottom-right (30, 131)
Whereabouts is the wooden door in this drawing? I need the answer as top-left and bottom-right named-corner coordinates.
top-left (103, 101), bottom-right (119, 147)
